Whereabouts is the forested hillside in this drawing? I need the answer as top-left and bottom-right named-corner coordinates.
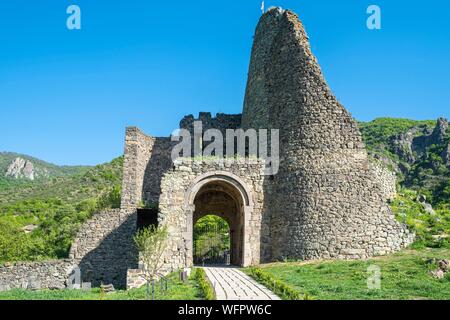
top-left (0, 157), bottom-right (123, 264)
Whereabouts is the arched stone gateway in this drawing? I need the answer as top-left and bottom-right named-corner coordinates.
top-left (184, 172), bottom-right (254, 267)
top-left (157, 159), bottom-right (267, 273)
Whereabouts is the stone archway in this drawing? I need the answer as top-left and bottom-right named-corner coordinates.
top-left (184, 172), bottom-right (253, 267)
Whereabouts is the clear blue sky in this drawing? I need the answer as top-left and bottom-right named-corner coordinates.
top-left (1, 0), bottom-right (449, 165)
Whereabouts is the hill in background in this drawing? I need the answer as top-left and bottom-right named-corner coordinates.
top-left (0, 152), bottom-right (90, 191)
top-left (0, 156), bottom-right (123, 263)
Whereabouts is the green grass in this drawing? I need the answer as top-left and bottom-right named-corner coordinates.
top-left (250, 248), bottom-right (450, 300)
top-left (0, 272), bottom-right (204, 301)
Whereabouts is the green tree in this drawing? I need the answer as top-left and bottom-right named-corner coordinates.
top-left (134, 225), bottom-right (169, 299)
top-left (0, 220), bottom-right (30, 264)
top-left (194, 216), bottom-right (230, 264)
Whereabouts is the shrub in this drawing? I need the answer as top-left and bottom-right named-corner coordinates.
top-left (194, 268), bottom-right (215, 300)
top-left (134, 225), bottom-right (169, 300)
top-left (97, 185), bottom-right (122, 210)
top-left (0, 220), bottom-right (31, 264)
top-left (247, 268), bottom-right (313, 300)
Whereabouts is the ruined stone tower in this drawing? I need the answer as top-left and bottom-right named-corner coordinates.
top-left (243, 8), bottom-right (413, 260)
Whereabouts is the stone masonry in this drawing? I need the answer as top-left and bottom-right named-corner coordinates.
top-left (77, 8), bottom-right (414, 289)
top-left (69, 209), bottom-right (138, 288)
top-left (158, 158), bottom-right (267, 270)
top-left (0, 260), bottom-right (74, 292)
top-left (241, 8), bottom-right (413, 260)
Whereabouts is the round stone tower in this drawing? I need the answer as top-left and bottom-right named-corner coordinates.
top-left (243, 8), bottom-right (414, 261)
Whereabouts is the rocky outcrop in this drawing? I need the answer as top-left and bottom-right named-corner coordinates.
top-left (443, 143), bottom-right (450, 166)
top-left (389, 118), bottom-right (449, 165)
top-left (411, 118), bottom-right (448, 157)
top-left (5, 157), bottom-right (36, 180)
top-left (430, 259), bottom-right (449, 279)
top-left (390, 131), bottom-right (417, 164)
top-left (21, 224), bottom-right (38, 234)
top-left (416, 195), bottom-right (436, 216)
top-left (431, 118), bottom-right (449, 143)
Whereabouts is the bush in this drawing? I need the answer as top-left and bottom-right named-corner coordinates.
top-left (0, 220), bottom-right (31, 264)
top-left (247, 268), bottom-right (313, 300)
top-left (194, 268), bottom-right (215, 300)
top-left (97, 185), bottom-right (122, 210)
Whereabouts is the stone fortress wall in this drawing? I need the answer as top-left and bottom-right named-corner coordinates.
top-left (0, 260), bottom-right (74, 292)
top-left (0, 7), bottom-right (415, 292)
top-left (369, 160), bottom-right (398, 201)
top-left (180, 112), bottom-right (242, 136)
top-left (68, 209), bottom-right (138, 288)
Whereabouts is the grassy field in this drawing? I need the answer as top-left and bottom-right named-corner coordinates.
top-left (0, 271), bottom-right (205, 301)
top-left (250, 248), bottom-right (450, 300)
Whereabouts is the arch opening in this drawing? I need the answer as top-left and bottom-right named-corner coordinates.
top-left (187, 174), bottom-right (251, 267)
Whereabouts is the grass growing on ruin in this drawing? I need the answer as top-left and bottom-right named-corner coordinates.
top-left (247, 248), bottom-right (450, 300)
top-left (0, 271), bottom-right (204, 301)
top-left (391, 189), bottom-right (450, 249)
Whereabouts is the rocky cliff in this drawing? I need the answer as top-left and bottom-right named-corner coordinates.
top-left (5, 157), bottom-right (39, 180)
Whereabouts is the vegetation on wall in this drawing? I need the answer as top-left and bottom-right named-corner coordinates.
top-left (133, 225), bottom-right (169, 300)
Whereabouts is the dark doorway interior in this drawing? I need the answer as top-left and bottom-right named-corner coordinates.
top-left (136, 208), bottom-right (158, 231)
